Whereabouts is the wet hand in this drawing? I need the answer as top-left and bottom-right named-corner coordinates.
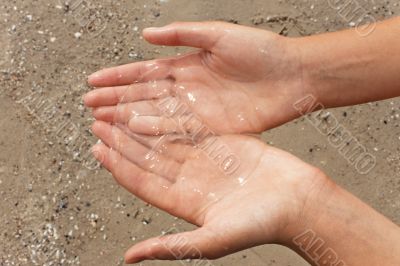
top-left (90, 120), bottom-right (330, 263)
top-left (85, 22), bottom-right (308, 134)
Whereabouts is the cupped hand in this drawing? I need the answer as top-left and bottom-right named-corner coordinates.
top-left (90, 120), bottom-right (330, 263)
top-left (85, 21), bottom-right (309, 134)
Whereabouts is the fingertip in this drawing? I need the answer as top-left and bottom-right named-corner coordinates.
top-left (91, 107), bottom-right (100, 118)
top-left (91, 107), bottom-right (109, 121)
top-left (143, 23), bottom-right (173, 35)
top-left (91, 106), bottom-right (117, 122)
top-left (123, 255), bottom-right (135, 265)
top-left (91, 143), bottom-right (106, 163)
top-left (142, 27), bottom-right (164, 44)
top-left (91, 143), bottom-right (101, 155)
top-left (83, 92), bottom-right (94, 107)
top-left (142, 24), bottom-right (178, 45)
top-left (143, 27), bottom-right (161, 34)
top-left (91, 120), bottom-right (106, 135)
top-left (124, 248), bottom-right (142, 264)
top-left (88, 71), bottom-right (103, 86)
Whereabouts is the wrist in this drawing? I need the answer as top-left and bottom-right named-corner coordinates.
top-left (291, 36), bottom-right (329, 111)
top-left (276, 170), bottom-right (339, 246)
top-left (279, 174), bottom-right (400, 266)
top-left (275, 36), bottom-right (328, 119)
top-left (256, 36), bottom-right (323, 128)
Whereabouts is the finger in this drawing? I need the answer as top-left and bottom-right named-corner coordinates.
top-left (127, 116), bottom-right (178, 135)
top-left (88, 59), bottom-right (173, 87)
top-left (124, 228), bottom-right (223, 264)
top-left (114, 126), bottom-right (199, 163)
top-left (84, 80), bottom-right (173, 108)
top-left (92, 142), bottom-right (173, 207)
top-left (92, 121), bottom-right (181, 181)
top-left (127, 113), bottom-right (205, 134)
top-left (152, 138), bottom-right (200, 163)
top-left (143, 21), bottom-right (230, 50)
top-left (92, 101), bottom-right (161, 123)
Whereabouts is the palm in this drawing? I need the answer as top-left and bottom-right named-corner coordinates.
top-left (86, 21), bottom-right (319, 264)
top-left (85, 22), bottom-right (304, 134)
top-left (91, 120), bottom-right (321, 262)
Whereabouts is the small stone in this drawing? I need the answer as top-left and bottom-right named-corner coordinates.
top-left (50, 37), bottom-right (57, 43)
top-left (129, 52), bottom-right (138, 58)
top-left (74, 32), bottom-right (82, 38)
top-left (251, 16), bottom-right (264, 25)
top-left (142, 218), bottom-right (151, 225)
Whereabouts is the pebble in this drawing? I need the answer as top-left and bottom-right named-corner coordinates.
top-left (128, 52), bottom-right (139, 58)
top-left (142, 217), bottom-right (151, 225)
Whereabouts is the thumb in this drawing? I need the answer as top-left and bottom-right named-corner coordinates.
top-left (143, 21), bottom-right (229, 50)
top-left (124, 227), bottom-right (226, 264)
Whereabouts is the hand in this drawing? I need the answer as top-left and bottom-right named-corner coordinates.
top-left (85, 22), bottom-right (308, 134)
top-left (90, 120), bottom-right (331, 263)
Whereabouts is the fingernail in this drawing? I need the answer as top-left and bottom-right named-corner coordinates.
top-left (91, 147), bottom-right (99, 157)
top-left (143, 27), bottom-right (163, 33)
top-left (88, 71), bottom-right (101, 82)
top-left (91, 144), bottom-right (99, 152)
top-left (91, 146), bottom-right (103, 160)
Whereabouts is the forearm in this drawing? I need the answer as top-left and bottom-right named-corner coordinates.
top-left (281, 179), bottom-right (400, 266)
top-left (298, 17), bottom-right (400, 108)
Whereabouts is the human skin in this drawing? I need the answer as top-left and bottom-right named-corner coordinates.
top-left (85, 19), bottom-right (400, 264)
top-left (298, 17), bottom-right (400, 109)
top-left (85, 21), bottom-right (305, 134)
top-left (90, 120), bottom-right (400, 265)
top-left (85, 18), bottom-right (400, 135)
